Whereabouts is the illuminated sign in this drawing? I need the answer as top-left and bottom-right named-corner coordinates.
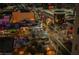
top-left (0, 16), bottom-right (10, 25)
top-left (11, 11), bottom-right (35, 23)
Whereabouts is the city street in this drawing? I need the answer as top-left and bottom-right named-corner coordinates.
top-left (0, 3), bottom-right (75, 55)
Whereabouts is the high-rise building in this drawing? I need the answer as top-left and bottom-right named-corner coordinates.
top-left (71, 4), bottom-right (79, 55)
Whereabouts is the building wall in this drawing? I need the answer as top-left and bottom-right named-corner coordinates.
top-left (71, 4), bottom-right (79, 55)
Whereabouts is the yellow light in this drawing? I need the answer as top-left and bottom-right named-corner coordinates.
top-left (47, 51), bottom-right (56, 55)
top-left (19, 51), bottom-right (25, 55)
